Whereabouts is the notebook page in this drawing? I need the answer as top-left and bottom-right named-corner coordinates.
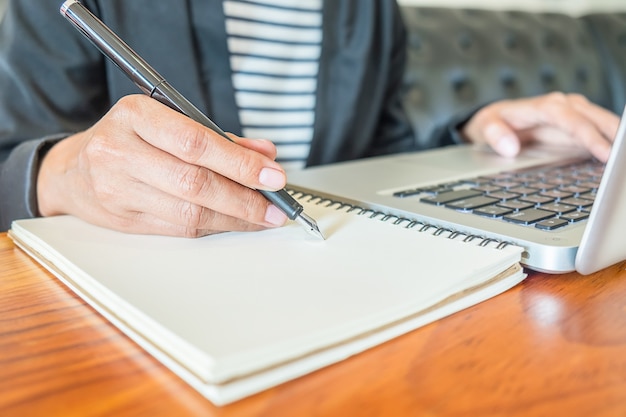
top-left (10, 194), bottom-right (523, 385)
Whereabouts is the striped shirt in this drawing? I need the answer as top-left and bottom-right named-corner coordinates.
top-left (222, 0), bottom-right (323, 171)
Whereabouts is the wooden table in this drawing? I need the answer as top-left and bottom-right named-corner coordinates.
top-left (1, 232), bottom-right (625, 417)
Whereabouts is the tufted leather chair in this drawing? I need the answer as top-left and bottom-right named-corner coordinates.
top-left (583, 13), bottom-right (626, 112)
top-left (399, 7), bottom-right (626, 149)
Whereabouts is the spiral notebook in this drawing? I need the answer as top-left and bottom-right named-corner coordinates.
top-left (9, 190), bottom-right (525, 406)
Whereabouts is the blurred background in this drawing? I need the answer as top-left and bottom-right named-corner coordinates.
top-left (398, 0), bottom-right (626, 14)
top-left (1, 0), bottom-right (626, 20)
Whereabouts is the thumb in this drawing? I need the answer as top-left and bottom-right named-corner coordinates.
top-left (481, 120), bottom-right (521, 158)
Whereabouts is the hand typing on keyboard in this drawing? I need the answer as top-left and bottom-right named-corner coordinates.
top-left (461, 92), bottom-right (619, 163)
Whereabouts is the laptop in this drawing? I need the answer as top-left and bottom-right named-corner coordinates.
top-left (287, 106), bottom-right (626, 275)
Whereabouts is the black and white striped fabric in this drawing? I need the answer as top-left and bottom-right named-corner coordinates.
top-left (223, 0), bottom-right (323, 171)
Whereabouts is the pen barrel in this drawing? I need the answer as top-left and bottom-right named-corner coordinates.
top-left (152, 83), bottom-right (230, 140)
top-left (61, 0), bottom-right (162, 95)
top-left (259, 189), bottom-right (303, 220)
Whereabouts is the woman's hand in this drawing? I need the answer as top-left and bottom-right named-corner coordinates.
top-left (462, 92), bottom-right (619, 162)
top-left (37, 95), bottom-right (289, 237)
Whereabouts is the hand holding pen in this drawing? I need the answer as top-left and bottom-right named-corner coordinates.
top-left (35, 1), bottom-right (323, 238)
top-left (37, 94), bottom-right (294, 236)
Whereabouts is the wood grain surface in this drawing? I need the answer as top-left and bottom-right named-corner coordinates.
top-left (1, 232), bottom-right (625, 417)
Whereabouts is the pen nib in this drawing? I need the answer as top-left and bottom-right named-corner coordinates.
top-left (295, 212), bottom-right (325, 240)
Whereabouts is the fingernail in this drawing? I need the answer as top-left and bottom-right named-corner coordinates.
top-left (496, 135), bottom-right (520, 157)
top-left (265, 204), bottom-right (287, 226)
top-left (259, 167), bottom-right (285, 190)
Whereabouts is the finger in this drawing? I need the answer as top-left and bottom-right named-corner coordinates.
top-left (569, 95), bottom-right (620, 142)
top-left (116, 193), bottom-right (277, 237)
top-left (497, 95), bottom-right (613, 161)
top-left (79, 172), bottom-right (282, 236)
top-left (462, 106), bottom-right (522, 157)
top-left (481, 120), bottom-right (522, 157)
top-left (100, 132), bottom-right (287, 228)
top-left (538, 96), bottom-right (613, 161)
top-left (112, 95), bottom-right (286, 191)
top-left (125, 174), bottom-right (288, 230)
top-left (227, 133), bottom-right (278, 160)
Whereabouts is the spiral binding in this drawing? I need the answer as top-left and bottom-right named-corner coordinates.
top-left (288, 189), bottom-right (512, 250)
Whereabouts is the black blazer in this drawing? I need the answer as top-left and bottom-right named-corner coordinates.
top-left (0, 0), bottom-right (456, 230)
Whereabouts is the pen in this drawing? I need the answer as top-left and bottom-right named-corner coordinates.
top-left (60, 0), bottom-right (324, 239)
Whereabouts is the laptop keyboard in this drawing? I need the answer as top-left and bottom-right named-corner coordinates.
top-left (393, 159), bottom-right (604, 231)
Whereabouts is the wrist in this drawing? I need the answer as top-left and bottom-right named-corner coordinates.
top-left (36, 133), bottom-right (81, 217)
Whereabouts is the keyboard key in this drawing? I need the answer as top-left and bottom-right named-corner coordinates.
top-left (559, 185), bottom-right (591, 195)
top-left (421, 186), bottom-right (452, 195)
top-left (536, 218), bottom-right (570, 230)
top-left (577, 181), bottom-right (601, 190)
top-left (544, 177), bottom-right (575, 186)
top-left (559, 197), bottom-right (595, 209)
top-left (526, 181), bottom-right (551, 191)
top-left (560, 211), bottom-right (589, 222)
top-left (492, 180), bottom-right (521, 189)
top-left (508, 186), bottom-right (538, 196)
top-left (540, 189), bottom-right (574, 199)
top-left (538, 202), bottom-right (577, 214)
top-left (520, 194), bottom-right (554, 204)
top-left (446, 196), bottom-right (500, 210)
top-left (579, 191), bottom-right (597, 201)
top-left (474, 205), bottom-right (513, 218)
top-left (498, 200), bottom-right (535, 211)
top-left (473, 184), bottom-right (503, 193)
top-left (503, 208), bottom-right (555, 225)
top-left (420, 189), bottom-right (483, 205)
top-left (486, 191), bottom-right (520, 200)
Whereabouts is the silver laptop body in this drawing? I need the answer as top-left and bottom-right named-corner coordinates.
top-left (287, 108), bottom-right (626, 274)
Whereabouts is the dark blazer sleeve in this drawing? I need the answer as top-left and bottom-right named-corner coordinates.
top-left (0, 0), bottom-right (109, 230)
top-left (366, 1), bottom-right (417, 157)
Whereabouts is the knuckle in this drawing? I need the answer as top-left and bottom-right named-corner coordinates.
top-left (238, 188), bottom-right (270, 225)
top-left (234, 151), bottom-right (260, 184)
top-left (175, 165), bottom-right (211, 199)
top-left (175, 128), bottom-right (209, 163)
top-left (239, 190), bottom-right (260, 221)
top-left (545, 91), bottom-right (567, 102)
top-left (80, 136), bottom-right (127, 208)
top-left (108, 95), bottom-right (142, 123)
top-left (83, 131), bottom-right (114, 162)
top-left (177, 201), bottom-right (205, 230)
top-left (539, 94), bottom-right (566, 114)
top-left (568, 93), bottom-right (589, 106)
top-left (114, 94), bottom-right (136, 109)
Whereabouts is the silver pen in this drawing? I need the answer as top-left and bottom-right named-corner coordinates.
top-left (60, 0), bottom-right (324, 239)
